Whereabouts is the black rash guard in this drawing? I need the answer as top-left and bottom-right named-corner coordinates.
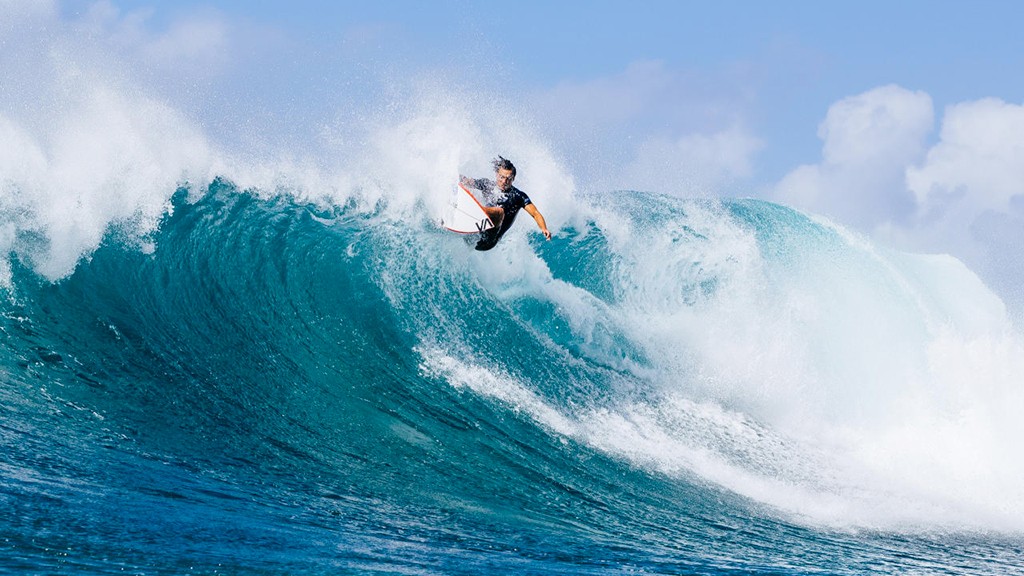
top-left (467, 178), bottom-right (534, 251)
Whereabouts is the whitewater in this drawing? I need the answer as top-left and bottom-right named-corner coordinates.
top-left (3, 36), bottom-right (1024, 576)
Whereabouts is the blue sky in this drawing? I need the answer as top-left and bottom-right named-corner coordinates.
top-left (6, 0), bottom-right (1024, 312)
top-left (35, 2), bottom-right (1024, 207)
top-left (51, 0), bottom-right (1024, 174)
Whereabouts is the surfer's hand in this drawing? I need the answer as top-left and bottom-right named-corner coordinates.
top-left (542, 228), bottom-right (551, 240)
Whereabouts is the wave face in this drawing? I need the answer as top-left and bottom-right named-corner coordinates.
top-left (3, 180), bottom-right (1024, 574)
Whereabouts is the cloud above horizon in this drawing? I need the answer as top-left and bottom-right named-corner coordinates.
top-left (773, 85), bottom-right (934, 229)
top-left (527, 60), bottom-right (762, 195)
top-left (621, 126), bottom-right (763, 196)
top-left (772, 85), bottom-right (1024, 313)
top-left (73, 0), bottom-right (233, 78)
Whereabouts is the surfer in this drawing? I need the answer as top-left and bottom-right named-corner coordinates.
top-left (460, 156), bottom-right (551, 251)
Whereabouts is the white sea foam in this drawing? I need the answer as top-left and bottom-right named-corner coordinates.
top-left (420, 198), bottom-right (1024, 533)
top-left (593, 204), bottom-right (1024, 531)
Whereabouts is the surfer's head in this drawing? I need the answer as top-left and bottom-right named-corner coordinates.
top-left (493, 156), bottom-right (516, 191)
top-left (492, 156), bottom-right (516, 176)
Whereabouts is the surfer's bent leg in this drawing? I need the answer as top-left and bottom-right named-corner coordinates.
top-left (475, 227), bottom-right (501, 251)
top-left (475, 206), bottom-right (504, 251)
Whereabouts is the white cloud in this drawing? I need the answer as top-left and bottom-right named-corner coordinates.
top-left (774, 86), bottom-right (1024, 316)
top-left (901, 98), bottom-right (1024, 308)
top-left (533, 60), bottom-right (750, 139)
top-left (819, 85), bottom-right (933, 167)
top-left (622, 126), bottom-right (763, 195)
top-left (906, 98), bottom-right (1024, 226)
top-left (72, 1), bottom-right (232, 78)
top-left (529, 60), bottom-right (759, 194)
top-left (774, 85), bottom-right (933, 229)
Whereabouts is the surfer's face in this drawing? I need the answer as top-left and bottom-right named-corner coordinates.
top-left (495, 168), bottom-right (515, 191)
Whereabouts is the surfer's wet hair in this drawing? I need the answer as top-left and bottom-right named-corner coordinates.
top-left (492, 156), bottom-right (516, 177)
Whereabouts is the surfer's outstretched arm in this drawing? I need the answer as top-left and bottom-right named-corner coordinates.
top-left (524, 204), bottom-right (551, 240)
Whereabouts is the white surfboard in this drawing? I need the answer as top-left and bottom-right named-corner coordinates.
top-left (441, 183), bottom-right (495, 234)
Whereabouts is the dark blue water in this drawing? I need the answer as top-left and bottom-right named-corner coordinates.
top-left (2, 180), bottom-right (1022, 574)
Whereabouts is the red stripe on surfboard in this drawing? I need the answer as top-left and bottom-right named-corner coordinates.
top-left (459, 182), bottom-right (495, 228)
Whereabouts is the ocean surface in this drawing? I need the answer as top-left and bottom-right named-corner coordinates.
top-left (2, 176), bottom-right (1023, 574)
